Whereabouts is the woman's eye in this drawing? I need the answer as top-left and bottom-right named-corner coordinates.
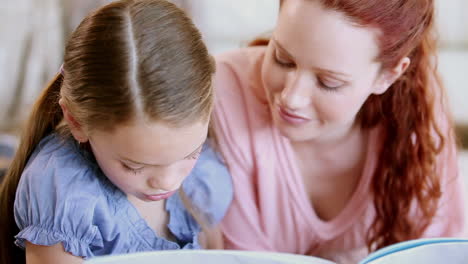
top-left (274, 50), bottom-right (295, 68)
top-left (318, 78), bottom-right (344, 91)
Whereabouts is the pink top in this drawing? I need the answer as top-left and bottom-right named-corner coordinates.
top-left (213, 47), bottom-right (466, 263)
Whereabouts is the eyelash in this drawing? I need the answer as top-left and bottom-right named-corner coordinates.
top-left (122, 164), bottom-right (143, 175)
top-left (318, 79), bottom-right (341, 92)
top-left (273, 52), bottom-right (295, 69)
top-left (121, 149), bottom-right (202, 174)
top-left (273, 50), bottom-right (342, 92)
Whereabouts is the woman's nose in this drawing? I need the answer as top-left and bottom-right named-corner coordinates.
top-left (280, 71), bottom-right (313, 110)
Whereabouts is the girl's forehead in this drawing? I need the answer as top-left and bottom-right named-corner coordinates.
top-left (91, 120), bottom-right (209, 166)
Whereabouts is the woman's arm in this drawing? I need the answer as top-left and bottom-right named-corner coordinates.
top-left (199, 225), bottom-right (224, 249)
top-left (26, 242), bottom-right (83, 264)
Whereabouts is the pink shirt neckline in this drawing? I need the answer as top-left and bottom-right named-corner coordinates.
top-left (273, 126), bottom-right (378, 239)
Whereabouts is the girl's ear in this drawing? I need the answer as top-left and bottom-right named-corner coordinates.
top-left (59, 99), bottom-right (89, 143)
top-left (373, 57), bottom-right (410, 95)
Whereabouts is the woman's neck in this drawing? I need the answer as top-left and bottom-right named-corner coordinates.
top-left (291, 122), bottom-right (369, 175)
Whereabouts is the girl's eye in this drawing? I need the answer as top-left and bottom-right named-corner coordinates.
top-left (122, 163), bottom-right (144, 174)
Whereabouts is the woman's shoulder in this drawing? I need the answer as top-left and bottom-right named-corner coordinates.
top-left (216, 47), bottom-right (266, 90)
top-left (213, 47), bottom-right (274, 170)
top-left (216, 46), bottom-right (266, 70)
top-left (213, 46), bottom-right (269, 123)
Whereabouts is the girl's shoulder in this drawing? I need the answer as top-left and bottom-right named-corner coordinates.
top-left (182, 141), bottom-right (233, 226)
top-left (22, 133), bottom-right (99, 179)
top-left (14, 134), bottom-right (112, 258)
top-left (17, 134), bottom-right (105, 207)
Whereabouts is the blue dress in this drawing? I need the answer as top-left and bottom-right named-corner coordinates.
top-left (14, 134), bottom-right (233, 259)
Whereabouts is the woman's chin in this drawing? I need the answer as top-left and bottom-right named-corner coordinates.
top-left (275, 122), bottom-right (322, 142)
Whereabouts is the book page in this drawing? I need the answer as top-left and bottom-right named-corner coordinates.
top-left (367, 243), bottom-right (468, 264)
top-left (85, 250), bottom-right (336, 264)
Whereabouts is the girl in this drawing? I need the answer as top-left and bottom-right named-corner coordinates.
top-left (212, 0), bottom-right (465, 263)
top-left (0, 0), bottom-right (232, 263)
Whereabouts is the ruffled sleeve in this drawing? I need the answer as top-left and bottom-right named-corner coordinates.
top-left (182, 142), bottom-right (233, 227)
top-left (14, 135), bottom-right (103, 259)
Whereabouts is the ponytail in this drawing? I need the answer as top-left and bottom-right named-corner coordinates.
top-left (0, 73), bottom-right (64, 264)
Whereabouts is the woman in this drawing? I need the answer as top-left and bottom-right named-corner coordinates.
top-left (212, 0), bottom-right (466, 263)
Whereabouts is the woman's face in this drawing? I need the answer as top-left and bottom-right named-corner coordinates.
top-left (262, 0), bottom-right (404, 143)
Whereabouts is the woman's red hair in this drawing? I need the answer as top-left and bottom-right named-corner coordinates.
top-left (253, 0), bottom-right (450, 251)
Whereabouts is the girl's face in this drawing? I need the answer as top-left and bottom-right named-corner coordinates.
top-left (262, 0), bottom-right (408, 143)
top-left (87, 119), bottom-right (209, 202)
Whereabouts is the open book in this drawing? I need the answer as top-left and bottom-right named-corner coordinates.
top-left (358, 238), bottom-right (468, 264)
top-left (85, 238), bottom-right (468, 264)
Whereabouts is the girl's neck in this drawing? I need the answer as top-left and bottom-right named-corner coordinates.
top-left (127, 195), bottom-right (176, 241)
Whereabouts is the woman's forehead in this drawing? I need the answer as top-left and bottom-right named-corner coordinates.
top-left (276, 0), bottom-right (380, 71)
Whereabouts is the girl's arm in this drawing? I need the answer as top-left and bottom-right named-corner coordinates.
top-left (26, 242), bottom-right (83, 264)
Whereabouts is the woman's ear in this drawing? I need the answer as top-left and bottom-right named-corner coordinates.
top-left (59, 99), bottom-right (89, 143)
top-left (373, 57), bottom-right (410, 95)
